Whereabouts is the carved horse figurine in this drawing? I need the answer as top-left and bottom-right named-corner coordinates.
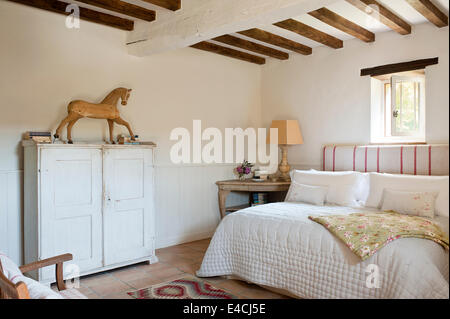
top-left (54, 88), bottom-right (135, 144)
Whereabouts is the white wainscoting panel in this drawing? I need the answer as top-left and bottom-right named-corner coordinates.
top-left (0, 170), bottom-right (23, 265)
top-left (154, 164), bottom-right (242, 249)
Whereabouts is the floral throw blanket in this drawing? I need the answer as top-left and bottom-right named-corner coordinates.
top-left (309, 212), bottom-right (449, 260)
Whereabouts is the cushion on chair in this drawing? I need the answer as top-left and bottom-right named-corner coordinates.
top-left (1, 252), bottom-right (63, 299)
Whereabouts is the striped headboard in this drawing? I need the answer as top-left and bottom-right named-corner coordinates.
top-left (323, 144), bottom-right (449, 176)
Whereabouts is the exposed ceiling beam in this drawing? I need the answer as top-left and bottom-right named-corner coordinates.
top-left (274, 19), bottom-right (343, 49)
top-left (7, 0), bottom-right (134, 30)
top-left (191, 41), bottom-right (266, 65)
top-left (127, 0), bottom-right (341, 56)
top-left (213, 35), bottom-right (289, 60)
top-left (238, 28), bottom-right (312, 55)
top-left (405, 0), bottom-right (448, 28)
top-left (75, 0), bottom-right (155, 22)
top-left (140, 0), bottom-right (181, 11)
top-left (346, 0), bottom-right (411, 35)
top-left (309, 7), bottom-right (375, 42)
top-left (361, 57), bottom-right (438, 76)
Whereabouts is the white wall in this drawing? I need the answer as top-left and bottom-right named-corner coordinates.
top-left (261, 23), bottom-right (449, 168)
top-left (0, 1), bottom-right (260, 263)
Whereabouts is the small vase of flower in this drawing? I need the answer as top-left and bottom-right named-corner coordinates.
top-left (235, 160), bottom-right (254, 180)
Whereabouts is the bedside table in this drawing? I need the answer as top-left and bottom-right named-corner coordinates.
top-left (216, 179), bottom-right (291, 219)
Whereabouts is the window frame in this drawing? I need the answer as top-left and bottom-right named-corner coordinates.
top-left (370, 72), bottom-right (426, 144)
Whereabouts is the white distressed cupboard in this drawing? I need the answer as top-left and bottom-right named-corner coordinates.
top-left (23, 142), bottom-right (157, 283)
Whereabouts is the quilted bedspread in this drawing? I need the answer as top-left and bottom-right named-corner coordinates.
top-left (197, 202), bottom-right (449, 299)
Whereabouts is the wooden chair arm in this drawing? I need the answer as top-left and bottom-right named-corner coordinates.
top-left (0, 270), bottom-right (30, 299)
top-left (19, 253), bottom-right (73, 273)
top-left (19, 253), bottom-right (73, 291)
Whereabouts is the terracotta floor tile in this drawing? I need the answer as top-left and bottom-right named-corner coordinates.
top-left (111, 268), bottom-right (148, 282)
top-left (80, 273), bottom-right (118, 288)
top-left (74, 286), bottom-right (94, 296)
top-left (177, 251), bottom-right (205, 262)
top-left (183, 241), bottom-right (210, 249)
top-left (158, 254), bottom-right (195, 265)
top-left (89, 280), bottom-right (132, 296)
top-left (174, 261), bottom-right (202, 275)
top-left (135, 261), bottom-right (169, 272)
top-left (157, 245), bottom-right (196, 255)
top-left (126, 275), bottom-right (163, 290)
top-left (167, 257), bottom-right (197, 269)
top-left (102, 291), bottom-right (134, 299)
top-left (150, 266), bottom-right (185, 281)
top-left (156, 273), bottom-right (189, 284)
top-left (84, 292), bottom-right (101, 299)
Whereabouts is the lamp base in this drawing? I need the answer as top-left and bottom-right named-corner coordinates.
top-left (278, 145), bottom-right (291, 182)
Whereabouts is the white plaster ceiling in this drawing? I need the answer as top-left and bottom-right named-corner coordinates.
top-left (233, 0), bottom-right (450, 50)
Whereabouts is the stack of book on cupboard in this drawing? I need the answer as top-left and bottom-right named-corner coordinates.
top-left (24, 131), bottom-right (52, 143)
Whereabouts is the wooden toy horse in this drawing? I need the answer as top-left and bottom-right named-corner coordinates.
top-left (54, 87), bottom-right (135, 144)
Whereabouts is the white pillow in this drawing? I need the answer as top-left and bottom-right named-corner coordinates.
top-left (310, 170), bottom-right (370, 204)
top-left (354, 172), bottom-right (370, 204)
top-left (285, 182), bottom-right (328, 206)
top-left (292, 170), bottom-right (360, 206)
top-left (365, 173), bottom-right (449, 217)
top-left (381, 189), bottom-right (438, 218)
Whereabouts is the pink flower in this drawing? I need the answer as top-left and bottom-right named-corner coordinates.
top-left (360, 246), bottom-right (371, 255)
top-left (360, 235), bottom-right (369, 243)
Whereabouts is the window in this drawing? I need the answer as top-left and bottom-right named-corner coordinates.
top-left (371, 71), bottom-right (426, 143)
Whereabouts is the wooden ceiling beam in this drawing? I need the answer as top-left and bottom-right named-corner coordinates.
top-left (75, 0), bottom-right (155, 22)
top-left (140, 0), bottom-right (181, 11)
top-left (361, 57), bottom-right (438, 76)
top-left (274, 19), bottom-right (343, 49)
top-left (238, 29), bottom-right (312, 55)
top-left (346, 0), bottom-right (411, 35)
top-left (309, 7), bottom-right (375, 42)
top-left (191, 42), bottom-right (266, 65)
top-left (7, 0), bottom-right (134, 30)
top-left (405, 0), bottom-right (448, 28)
top-left (213, 35), bottom-right (289, 60)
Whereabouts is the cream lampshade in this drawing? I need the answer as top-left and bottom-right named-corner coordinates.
top-left (267, 120), bottom-right (303, 181)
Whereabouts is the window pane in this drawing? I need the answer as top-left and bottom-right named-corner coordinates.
top-left (394, 80), bottom-right (420, 135)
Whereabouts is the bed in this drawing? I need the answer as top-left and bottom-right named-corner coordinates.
top-left (197, 145), bottom-right (450, 299)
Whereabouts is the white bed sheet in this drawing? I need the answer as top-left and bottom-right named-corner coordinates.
top-left (197, 202), bottom-right (449, 299)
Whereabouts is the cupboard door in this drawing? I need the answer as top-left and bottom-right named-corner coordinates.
top-left (40, 148), bottom-right (103, 281)
top-left (103, 148), bottom-right (155, 265)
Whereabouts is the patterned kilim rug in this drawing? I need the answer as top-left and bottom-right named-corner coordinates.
top-left (127, 277), bottom-right (237, 299)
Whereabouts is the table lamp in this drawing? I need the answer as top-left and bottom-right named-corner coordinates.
top-left (267, 120), bottom-right (303, 181)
